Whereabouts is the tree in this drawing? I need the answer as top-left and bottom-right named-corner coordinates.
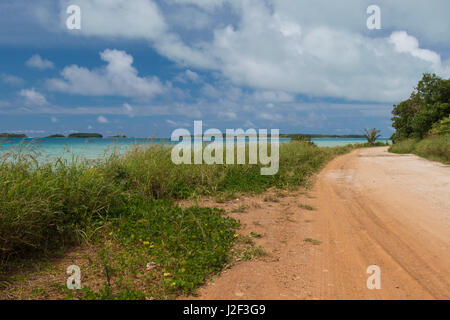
top-left (391, 73), bottom-right (450, 141)
top-left (430, 115), bottom-right (450, 136)
top-left (364, 128), bottom-right (381, 145)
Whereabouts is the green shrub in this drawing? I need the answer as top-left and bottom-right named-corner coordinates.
top-left (110, 199), bottom-right (239, 293)
top-left (389, 138), bottom-right (418, 154)
top-left (389, 135), bottom-right (450, 164)
top-left (0, 156), bottom-right (123, 263)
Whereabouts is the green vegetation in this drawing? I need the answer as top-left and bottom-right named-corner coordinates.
top-left (389, 135), bottom-right (450, 164)
top-left (68, 133), bottom-right (103, 138)
top-left (298, 204), bottom-right (315, 211)
top-left (45, 134), bottom-right (65, 138)
top-left (231, 205), bottom-right (249, 213)
top-left (280, 133), bottom-right (365, 140)
top-left (430, 115), bottom-right (450, 136)
top-left (280, 134), bottom-right (312, 142)
top-left (304, 238), bottom-right (322, 245)
top-left (363, 128), bottom-right (381, 146)
top-left (0, 141), bottom-right (357, 299)
top-left (0, 133), bottom-right (27, 138)
top-left (391, 73), bottom-right (450, 141)
top-left (389, 73), bottom-right (449, 163)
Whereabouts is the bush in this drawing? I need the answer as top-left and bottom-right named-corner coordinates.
top-left (111, 199), bottom-right (239, 293)
top-left (389, 138), bottom-right (418, 154)
top-left (389, 135), bottom-right (450, 164)
top-left (0, 155), bottom-right (123, 263)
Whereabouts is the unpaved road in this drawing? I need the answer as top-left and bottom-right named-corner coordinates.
top-left (191, 147), bottom-right (450, 300)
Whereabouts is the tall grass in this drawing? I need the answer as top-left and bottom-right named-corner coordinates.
top-left (101, 142), bottom-right (354, 199)
top-left (0, 155), bottom-right (123, 263)
top-left (389, 135), bottom-right (450, 164)
top-left (0, 141), bottom-right (355, 276)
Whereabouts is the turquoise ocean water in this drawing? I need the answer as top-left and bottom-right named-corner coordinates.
top-left (0, 137), bottom-right (389, 163)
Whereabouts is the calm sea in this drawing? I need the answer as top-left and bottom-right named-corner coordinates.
top-left (0, 137), bottom-right (389, 163)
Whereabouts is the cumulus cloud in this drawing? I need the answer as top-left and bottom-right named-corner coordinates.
top-left (10, 0), bottom-right (450, 115)
top-left (218, 111), bottom-right (237, 120)
top-left (19, 88), bottom-right (48, 106)
top-left (0, 73), bottom-right (24, 86)
top-left (165, 4), bottom-right (213, 30)
top-left (39, 0), bottom-right (448, 103)
top-left (174, 69), bottom-right (201, 83)
top-left (154, 33), bottom-right (217, 69)
top-left (47, 49), bottom-right (164, 98)
top-left (59, 0), bottom-right (166, 40)
top-left (198, 2), bottom-right (449, 102)
top-left (62, 0), bottom-right (441, 103)
top-left (272, 0), bottom-right (450, 46)
top-left (123, 103), bottom-right (136, 117)
top-left (253, 91), bottom-right (295, 103)
top-left (389, 31), bottom-right (441, 65)
top-left (26, 54), bottom-right (54, 70)
top-left (168, 0), bottom-right (226, 11)
top-left (97, 115), bottom-right (109, 123)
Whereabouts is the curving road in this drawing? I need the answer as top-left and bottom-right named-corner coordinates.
top-left (191, 147), bottom-right (450, 300)
top-left (311, 147), bottom-right (450, 299)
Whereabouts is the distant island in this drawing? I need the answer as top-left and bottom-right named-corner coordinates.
top-left (107, 134), bottom-right (127, 138)
top-left (68, 133), bottom-right (103, 138)
top-left (0, 133), bottom-right (27, 138)
top-left (45, 134), bottom-right (66, 138)
top-left (280, 133), bottom-right (365, 140)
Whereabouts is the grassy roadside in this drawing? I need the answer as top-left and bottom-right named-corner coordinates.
top-left (389, 135), bottom-right (450, 164)
top-left (0, 141), bottom-right (367, 299)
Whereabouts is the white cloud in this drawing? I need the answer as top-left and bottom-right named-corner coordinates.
top-left (272, 0), bottom-right (450, 46)
top-left (26, 54), bottom-right (54, 70)
top-left (174, 69), bottom-right (201, 83)
top-left (243, 120), bottom-right (255, 128)
top-left (73, 0), bottom-right (443, 103)
top-left (389, 31), bottom-right (441, 65)
top-left (258, 112), bottom-right (284, 122)
top-left (154, 33), bottom-right (217, 69)
top-left (165, 5), bottom-right (212, 30)
top-left (168, 0), bottom-right (226, 11)
top-left (22, 0), bottom-right (450, 105)
top-left (60, 0), bottom-right (166, 40)
top-left (97, 115), bottom-right (109, 123)
top-left (0, 74), bottom-right (24, 86)
top-left (193, 2), bottom-right (449, 102)
top-left (19, 88), bottom-right (48, 106)
top-left (253, 91), bottom-right (294, 102)
top-left (218, 111), bottom-right (237, 120)
top-left (47, 49), bottom-right (164, 98)
top-left (123, 103), bottom-right (135, 117)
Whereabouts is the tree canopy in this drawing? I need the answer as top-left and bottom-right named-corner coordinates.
top-left (391, 73), bottom-right (450, 141)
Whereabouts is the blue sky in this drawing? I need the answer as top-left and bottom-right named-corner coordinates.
top-left (1, 0), bottom-right (449, 138)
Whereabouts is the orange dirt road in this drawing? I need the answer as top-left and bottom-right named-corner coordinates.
top-left (192, 147), bottom-right (450, 300)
